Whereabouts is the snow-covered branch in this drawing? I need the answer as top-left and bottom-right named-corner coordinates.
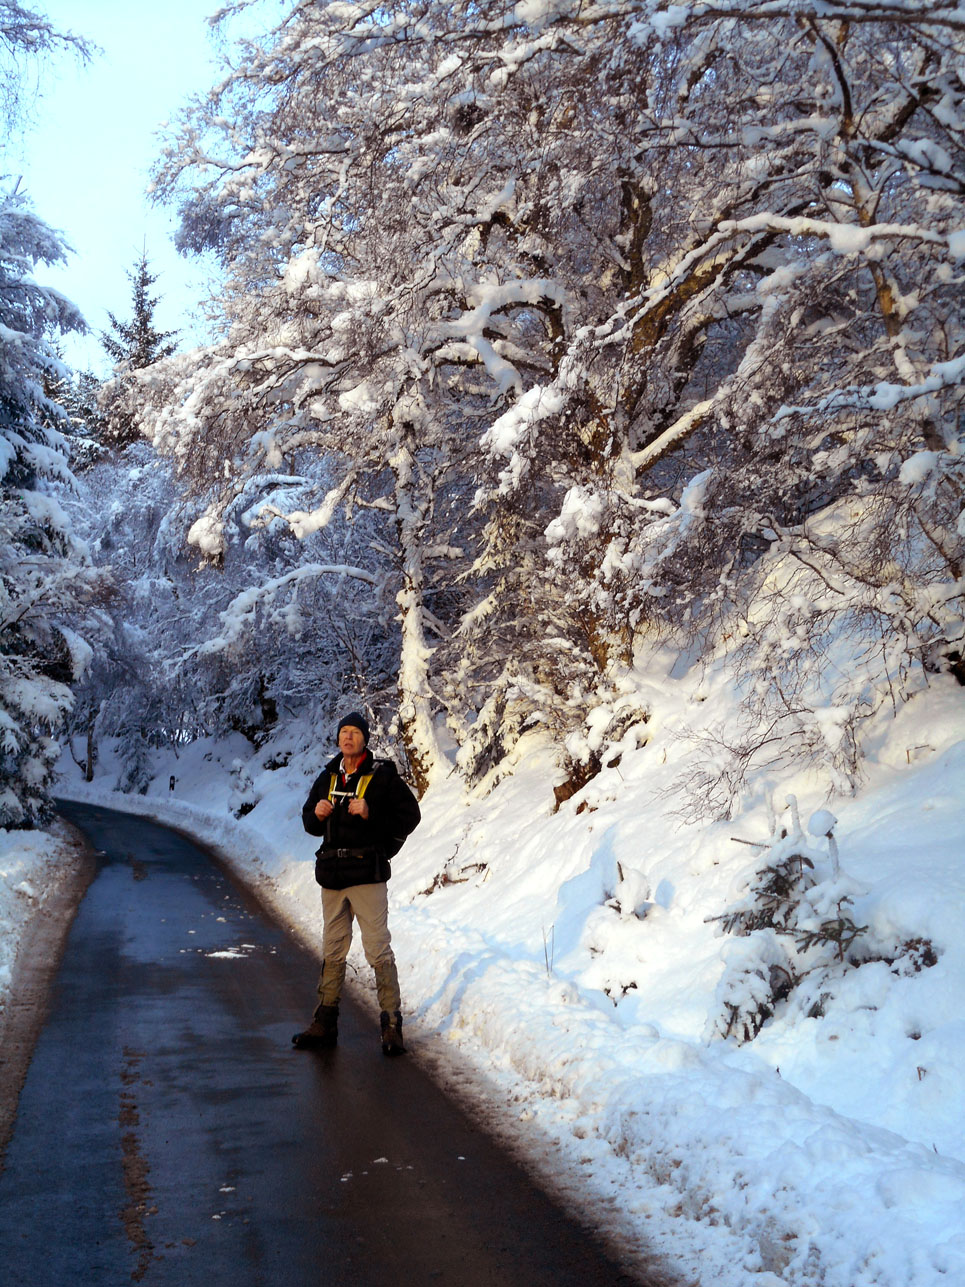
top-left (191, 562), bottom-right (381, 659)
top-left (774, 354), bottom-right (965, 420)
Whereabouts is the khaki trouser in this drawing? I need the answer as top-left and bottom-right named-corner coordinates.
top-left (317, 882), bottom-right (401, 1013)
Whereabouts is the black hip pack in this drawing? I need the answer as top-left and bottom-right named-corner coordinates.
top-left (314, 846), bottom-right (390, 889)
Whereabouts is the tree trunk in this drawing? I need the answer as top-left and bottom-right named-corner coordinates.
top-left (391, 432), bottom-right (444, 796)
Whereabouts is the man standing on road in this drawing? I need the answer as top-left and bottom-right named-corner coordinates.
top-left (292, 711), bottom-right (421, 1056)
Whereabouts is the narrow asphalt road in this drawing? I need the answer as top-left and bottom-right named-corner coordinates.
top-left (0, 801), bottom-right (664, 1287)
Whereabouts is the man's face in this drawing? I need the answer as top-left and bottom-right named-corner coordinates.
top-left (338, 724), bottom-right (366, 758)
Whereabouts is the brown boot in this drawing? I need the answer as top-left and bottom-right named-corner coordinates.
top-left (380, 1010), bottom-right (405, 1057)
top-left (292, 1003), bottom-right (339, 1050)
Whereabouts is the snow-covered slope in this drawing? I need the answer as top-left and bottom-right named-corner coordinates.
top-left (7, 672), bottom-right (961, 1285)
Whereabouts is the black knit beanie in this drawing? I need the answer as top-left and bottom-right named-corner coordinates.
top-left (337, 711), bottom-right (370, 744)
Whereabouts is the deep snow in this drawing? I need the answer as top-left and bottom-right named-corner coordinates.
top-left (3, 668), bottom-right (964, 1286)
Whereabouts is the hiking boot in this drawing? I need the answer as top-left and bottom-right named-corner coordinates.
top-left (292, 1003), bottom-right (339, 1050)
top-left (380, 1010), bottom-right (405, 1057)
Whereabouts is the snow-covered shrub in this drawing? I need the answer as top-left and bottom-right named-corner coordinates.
top-left (228, 758), bottom-right (257, 818)
top-left (114, 736), bottom-right (154, 797)
top-left (556, 699), bottom-right (650, 810)
top-left (707, 797), bottom-right (869, 1043)
top-left (455, 672), bottom-right (550, 792)
top-left (605, 862), bottom-right (651, 920)
top-left (708, 930), bottom-right (796, 1044)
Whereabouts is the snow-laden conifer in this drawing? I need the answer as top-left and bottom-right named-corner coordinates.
top-left (0, 6), bottom-right (101, 824)
top-left (0, 188), bottom-right (98, 824)
top-left (99, 250), bottom-right (177, 448)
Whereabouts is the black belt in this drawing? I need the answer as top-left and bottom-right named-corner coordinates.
top-left (324, 847), bottom-right (377, 859)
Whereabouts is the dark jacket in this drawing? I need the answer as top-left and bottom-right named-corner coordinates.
top-left (302, 749), bottom-right (421, 889)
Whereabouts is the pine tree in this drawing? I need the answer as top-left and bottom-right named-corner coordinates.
top-left (0, 187), bottom-right (94, 827)
top-left (1, 0), bottom-right (99, 828)
top-left (101, 250), bottom-right (177, 369)
top-left (56, 368), bottom-right (107, 471)
top-left (99, 249), bottom-right (177, 447)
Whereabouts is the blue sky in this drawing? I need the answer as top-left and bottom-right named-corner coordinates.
top-left (10, 0), bottom-right (232, 374)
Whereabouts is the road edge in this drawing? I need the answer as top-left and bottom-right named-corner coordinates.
top-left (0, 820), bottom-right (98, 1171)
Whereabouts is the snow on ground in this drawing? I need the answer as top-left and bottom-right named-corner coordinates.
top-left (0, 821), bottom-right (83, 1018)
top-left (3, 667), bottom-right (962, 1285)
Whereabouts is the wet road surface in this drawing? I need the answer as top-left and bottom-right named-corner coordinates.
top-left (0, 801), bottom-right (660, 1286)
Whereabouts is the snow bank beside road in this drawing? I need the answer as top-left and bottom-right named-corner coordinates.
top-left (0, 823), bottom-right (82, 1018)
top-left (41, 677), bottom-right (965, 1285)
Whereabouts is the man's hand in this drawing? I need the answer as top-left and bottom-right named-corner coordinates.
top-left (314, 799), bottom-right (334, 820)
top-left (347, 798), bottom-right (369, 819)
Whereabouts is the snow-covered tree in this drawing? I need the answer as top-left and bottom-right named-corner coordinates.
top-left (0, 189), bottom-right (93, 825)
top-left (0, 1), bottom-right (88, 133)
top-left (139, 0), bottom-right (964, 796)
top-left (0, 5), bottom-right (100, 825)
top-left (63, 434), bottom-right (402, 788)
top-left (55, 366), bottom-right (106, 469)
top-left (60, 445), bottom-right (199, 787)
top-left (148, 3), bottom-right (532, 788)
top-left (101, 250), bottom-right (176, 370)
top-left (99, 249), bottom-right (177, 447)
top-left (443, 0), bottom-right (965, 789)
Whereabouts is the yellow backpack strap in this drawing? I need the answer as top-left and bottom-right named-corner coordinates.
top-left (327, 773), bottom-right (339, 802)
top-left (355, 772), bottom-right (374, 799)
